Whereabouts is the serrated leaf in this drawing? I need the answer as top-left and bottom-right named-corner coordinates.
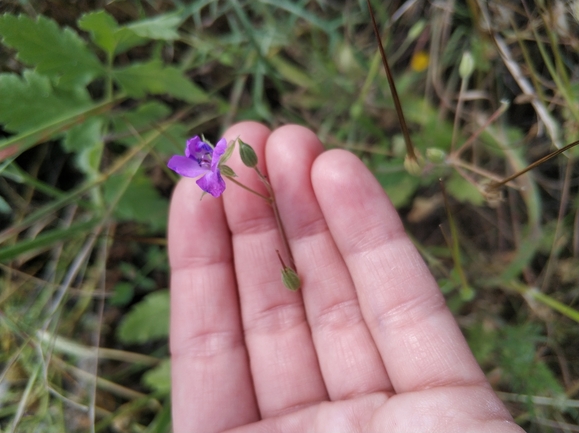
top-left (117, 290), bottom-right (169, 344)
top-left (127, 12), bottom-right (183, 40)
top-left (0, 14), bottom-right (103, 86)
top-left (104, 170), bottom-right (169, 231)
top-left (142, 359), bottom-right (171, 395)
top-left (112, 60), bottom-right (208, 103)
top-left (0, 70), bottom-right (91, 134)
top-left (78, 11), bottom-right (145, 56)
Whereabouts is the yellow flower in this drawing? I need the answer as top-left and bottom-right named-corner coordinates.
top-left (410, 51), bottom-right (429, 72)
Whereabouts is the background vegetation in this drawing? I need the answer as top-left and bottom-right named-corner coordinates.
top-left (0, 0), bottom-right (578, 431)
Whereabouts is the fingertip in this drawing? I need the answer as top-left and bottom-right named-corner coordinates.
top-left (266, 124), bottom-right (324, 193)
top-left (312, 149), bottom-right (384, 194)
top-left (267, 124), bottom-right (324, 156)
top-left (311, 149), bottom-right (404, 252)
top-left (222, 121), bottom-right (271, 144)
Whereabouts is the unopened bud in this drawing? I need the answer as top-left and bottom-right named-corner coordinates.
top-left (426, 148), bottom-right (446, 163)
top-left (239, 139), bottom-right (258, 167)
top-left (459, 51), bottom-right (475, 79)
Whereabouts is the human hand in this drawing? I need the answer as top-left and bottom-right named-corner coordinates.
top-left (168, 122), bottom-right (524, 433)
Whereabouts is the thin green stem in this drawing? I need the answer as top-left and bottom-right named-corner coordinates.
top-left (225, 176), bottom-right (271, 202)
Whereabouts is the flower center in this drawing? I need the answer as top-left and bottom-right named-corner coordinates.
top-left (197, 151), bottom-right (212, 168)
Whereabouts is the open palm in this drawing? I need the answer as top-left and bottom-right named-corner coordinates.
top-left (168, 122), bottom-right (524, 433)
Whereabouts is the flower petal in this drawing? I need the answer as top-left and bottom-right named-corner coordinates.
top-left (186, 135), bottom-right (212, 159)
top-left (211, 138), bottom-right (228, 170)
top-left (167, 155), bottom-right (208, 178)
top-left (196, 170), bottom-right (226, 197)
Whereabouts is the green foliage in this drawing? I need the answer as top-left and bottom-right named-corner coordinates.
top-left (127, 12), bottom-right (183, 40)
top-left (104, 171), bottom-right (169, 231)
top-left (468, 322), bottom-right (563, 397)
top-left (143, 359), bottom-right (171, 395)
top-left (78, 10), bottom-right (144, 56)
top-left (0, 71), bottom-right (91, 133)
top-left (113, 60), bottom-right (208, 102)
top-left (446, 172), bottom-right (484, 206)
top-left (117, 290), bottom-right (170, 344)
top-left (0, 14), bottom-right (103, 86)
top-left (499, 323), bottom-right (563, 397)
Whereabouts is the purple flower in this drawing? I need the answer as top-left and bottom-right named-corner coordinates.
top-left (167, 136), bottom-right (227, 197)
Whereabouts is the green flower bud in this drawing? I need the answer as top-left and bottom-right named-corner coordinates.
top-left (426, 148), bottom-right (446, 163)
top-left (239, 139), bottom-right (258, 168)
top-left (281, 266), bottom-right (301, 291)
top-left (350, 102), bottom-right (363, 119)
top-left (459, 51), bottom-right (475, 79)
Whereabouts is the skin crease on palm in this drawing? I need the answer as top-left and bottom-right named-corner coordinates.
top-left (168, 121), bottom-right (526, 433)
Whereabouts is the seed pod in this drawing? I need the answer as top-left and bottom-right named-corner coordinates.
top-left (276, 250), bottom-right (300, 291)
top-left (281, 266), bottom-right (301, 291)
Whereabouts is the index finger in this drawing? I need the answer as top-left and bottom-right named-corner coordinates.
top-left (168, 124), bottom-right (272, 431)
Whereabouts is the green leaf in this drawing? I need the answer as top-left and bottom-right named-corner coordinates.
top-left (142, 359), bottom-right (171, 395)
top-left (111, 101), bottom-right (172, 146)
top-left (0, 70), bottom-right (91, 134)
top-left (499, 322), bottom-right (563, 396)
top-left (104, 170), bottom-right (169, 231)
top-left (112, 60), bottom-right (208, 103)
top-left (149, 122), bottom-right (189, 156)
top-left (63, 117), bottom-right (103, 153)
top-left (63, 117), bottom-right (104, 176)
top-left (446, 172), bottom-right (484, 206)
top-left (117, 290), bottom-right (169, 344)
top-left (0, 14), bottom-right (103, 86)
top-left (127, 12), bottom-right (183, 41)
top-left (78, 11), bottom-right (144, 56)
top-left (110, 282), bottom-right (134, 307)
top-left (466, 323), bottom-right (498, 366)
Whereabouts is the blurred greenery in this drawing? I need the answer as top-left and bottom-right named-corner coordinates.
top-left (0, 0), bottom-right (578, 432)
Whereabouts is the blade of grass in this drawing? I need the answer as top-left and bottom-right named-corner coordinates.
top-left (0, 218), bottom-right (100, 262)
top-left (507, 281), bottom-right (579, 323)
